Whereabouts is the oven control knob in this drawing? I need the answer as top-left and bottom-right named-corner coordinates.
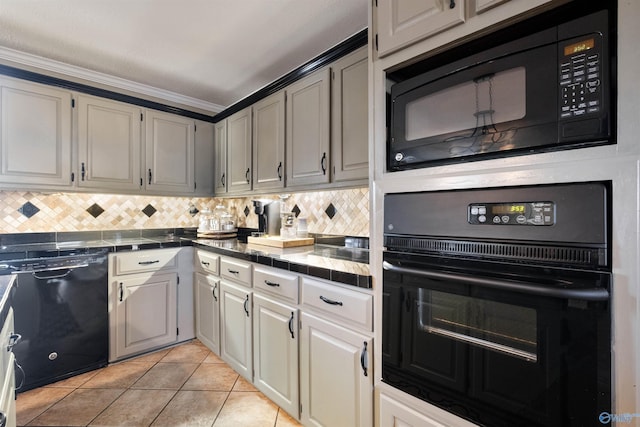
top-left (395, 152), bottom-right (404, 161)
top-left (48, 352), bottom-right (58, 361)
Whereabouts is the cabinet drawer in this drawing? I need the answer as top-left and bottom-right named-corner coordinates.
top-left (254, 266), bottom-right (299, 304)
top-left (114, 249), bottom-right (178, 275)
top-left (301, 277), bottom-right (372, 332)
top-left (220, 257), bottom-right (252, 287)
top-left (195, 250), bottom-right (220, 276)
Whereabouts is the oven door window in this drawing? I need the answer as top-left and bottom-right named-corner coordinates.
top-left (419, 289), bottom-right (537, 362)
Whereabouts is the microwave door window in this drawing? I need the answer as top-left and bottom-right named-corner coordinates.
top-left (404, 67), bottom-right (527, 159)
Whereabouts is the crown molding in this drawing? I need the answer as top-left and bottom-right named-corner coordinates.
top-left (0, 46), bottom-right (225, 114)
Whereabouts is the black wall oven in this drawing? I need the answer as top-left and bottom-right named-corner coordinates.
top-left (382, 182), bottom-right (611, 427)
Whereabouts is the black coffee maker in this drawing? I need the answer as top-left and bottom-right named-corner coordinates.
top-left (252, 200), bottom-right (282, 235)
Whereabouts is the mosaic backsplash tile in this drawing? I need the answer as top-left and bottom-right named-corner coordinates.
top-left (0, 188), bottom-right (370, 236)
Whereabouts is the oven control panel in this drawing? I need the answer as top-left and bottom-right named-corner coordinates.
top-left (468, 202), bottom-right (555, 226)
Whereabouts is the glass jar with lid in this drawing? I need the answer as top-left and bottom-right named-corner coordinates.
top-left (198, 209), bottom-right (213, 232)
top-left (212, 205), bottom-right (235, 231)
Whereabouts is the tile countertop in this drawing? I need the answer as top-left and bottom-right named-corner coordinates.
top-left (194, 239), bottom-right (371, 289)
top-left (0, 229), bottom-right (371, 289)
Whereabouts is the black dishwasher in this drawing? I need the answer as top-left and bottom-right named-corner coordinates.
top-left (9, 249), bottom-right (109, 391)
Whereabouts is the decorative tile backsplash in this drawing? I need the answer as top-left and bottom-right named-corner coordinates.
top-left (0, 188), bottom-right (370, 237)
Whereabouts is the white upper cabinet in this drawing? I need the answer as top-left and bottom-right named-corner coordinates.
top-left (144, 109), bottom-right (195, 194)
top-left (376, 0), bottom-right (465, 57)
top-left (194, 120), bottom-right (215, 196)
top-left (331, 47), bottom-right (369, 183)
top-left (227, 107), bottom-right (252, 193)
top-left (0, 76), bottom-right (72, 186)
top-left (252, 91), bottom-right (285, 191)
top-left (77, 95), bottom-right (142, 191)
top-left (286, 68), bottom-right (331, 188)
top-left (214, 119), bottom-right (228, 194)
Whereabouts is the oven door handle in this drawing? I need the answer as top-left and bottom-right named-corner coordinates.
top-left (382, 261), bottom-right (609, 301)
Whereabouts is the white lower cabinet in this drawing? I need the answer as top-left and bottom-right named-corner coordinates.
top-left (0, 307), bottom-right (16, 427)
top-left (379, 392), bottom-right (479, 427)
top-left (379, 393), bottom-right (443, 427)
top-left (253, 293), bottom-right (299, 418)
top-left (300, 311), bottom-right (373, 427)
top-left (219, 281), bottom-right (253, 381)
top-left (109, 248), bottom-right (193, 362)
top-left (195, 272), bottom-right (220, 354)
top-left (194, 252), bottom-right (374, 426)
top-left (112, 272), bottom-right (177, 360)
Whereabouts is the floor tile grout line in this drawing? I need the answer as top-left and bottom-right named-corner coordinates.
top-left (18, 340), bottom-right (298, 427)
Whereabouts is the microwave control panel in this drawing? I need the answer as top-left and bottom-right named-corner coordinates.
top-left (559, 34), bottom-right (603, 120)
top-left (468, 202), bottom-right (555, 226)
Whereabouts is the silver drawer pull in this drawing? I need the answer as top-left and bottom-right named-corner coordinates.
top-left (265, 280), bottom-right (280, 287)
top-left (7, 333), bottom-right (21, 352)
top-left (139, 260), bottom-right (160, 265)
top-left (201, 261), bottom-right (210, 267)
top-left (319, 295), bottom-right (343, 306)
top-left (228, 269), bottom-right (240, 274)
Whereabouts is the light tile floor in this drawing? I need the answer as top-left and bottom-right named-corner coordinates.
top-left (16, 340), bottom-right (302, 427)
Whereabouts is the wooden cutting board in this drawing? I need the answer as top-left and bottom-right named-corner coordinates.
top-left (247, 236), bottom-right (314, 248)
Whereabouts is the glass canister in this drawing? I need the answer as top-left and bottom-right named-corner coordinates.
top-left (212, 205), bottom-right (235, 231)
top-left (198, 209), bottom-right (213, 232)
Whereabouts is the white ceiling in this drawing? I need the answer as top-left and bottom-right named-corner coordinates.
top-left (0, 0), bottom-right (368, 113)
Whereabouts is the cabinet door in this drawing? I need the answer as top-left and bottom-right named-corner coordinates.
top-left (376, 0), bottom-right (465, 56)
top-left (214, 119), bottom-right (228, 194)
top-left (474, 0), bottom-right (510, 14)
top-left (113, 272), bottom-right (177, 360)
top-left (0, 76), bottom-right (72, 186)
top-left (300, 312), bottom-right (373, 427)
top-left (252, 91), bottom-right (285, 190)
top-left (286, 68), bottom-right (330, 187)
top-left (194, 120), bottom-right (215, 195)
top-left (253, 294), bottom-right (299, 418)
top-left (227, 107), bottom-right (252, 193)
top-left (145, 110), bottom-right (195, 193)
top-left (77, 95), bottom-right (142, 191)
top-left (379, 392), bottom-right (479, 427)
top-left (331, 47), bottom-right (369, 183)
top-left (195, 272), bottom-right (220, 354)
top-left (219, 281), bottom-right (252, 381)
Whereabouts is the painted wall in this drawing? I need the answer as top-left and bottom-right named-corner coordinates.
top-left (0, 187), bottom-right (370, 237)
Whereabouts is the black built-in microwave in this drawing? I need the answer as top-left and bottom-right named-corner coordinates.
top-left (388, 2), bottom-right (615, 171)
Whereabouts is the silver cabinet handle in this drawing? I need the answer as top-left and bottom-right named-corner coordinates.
top-left (7, 333), bottom-right (21, 352)
top-left (228, 269), bottom-right (239, 275)
top-left (212, 283), bottom-right (218, 302)
top-left (138, 260), bottom-right (159, 265)
top-left (264, 280), bottom-right (280, 287)
top-left (119, 282), bottom-right (124, 302)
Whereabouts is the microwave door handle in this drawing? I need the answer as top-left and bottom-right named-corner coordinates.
top-left (382, 261), bottom-right (609, 301)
